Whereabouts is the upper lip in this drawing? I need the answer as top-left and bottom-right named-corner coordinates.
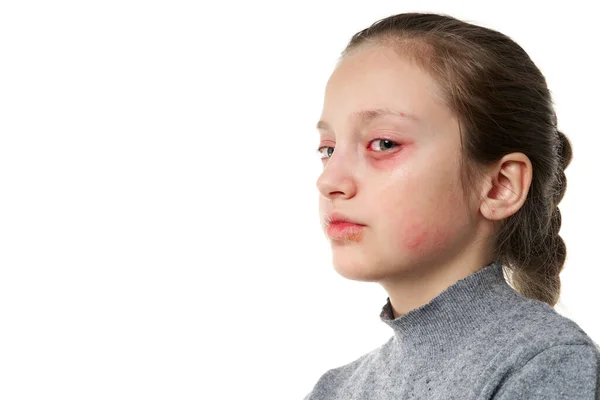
top-left (326, 211), bottom-right (365, 226)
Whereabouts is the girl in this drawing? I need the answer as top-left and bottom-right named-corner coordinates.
top-left (305, 12), bottom-right (600, 400)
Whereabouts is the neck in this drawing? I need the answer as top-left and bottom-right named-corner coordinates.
top-left (379, 260), bottom-right (514, 355)
top-left (379, 244), bottom-right (494, 317)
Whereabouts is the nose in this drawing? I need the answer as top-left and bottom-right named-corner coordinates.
top-left (316, 151), bottom-right (357, 200)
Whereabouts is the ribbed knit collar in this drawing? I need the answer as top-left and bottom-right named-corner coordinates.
top-left (379, 261), bottom-right (513, 354)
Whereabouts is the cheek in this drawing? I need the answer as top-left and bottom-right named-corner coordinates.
top-left (401, 217), bottom-right (453, 255)
top-left (384, 188), bottom-right (466, 256)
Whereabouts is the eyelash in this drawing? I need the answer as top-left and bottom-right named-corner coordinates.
top-left (316, 139), bottom-right (400, 159)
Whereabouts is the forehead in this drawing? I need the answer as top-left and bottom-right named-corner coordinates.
top-left (321, 46), bottom-right (448, 127)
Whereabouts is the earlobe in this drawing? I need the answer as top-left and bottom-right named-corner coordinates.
top-left (480, 153), bottom-right (532, 221)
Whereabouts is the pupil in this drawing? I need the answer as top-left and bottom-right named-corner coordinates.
top-left (382, 140), bottom-right (394, 150)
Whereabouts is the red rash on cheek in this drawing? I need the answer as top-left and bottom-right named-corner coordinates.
top-left (400, 216), bottom-right (428, 253)
top-left (403, 228), bottom-right (430, 252)
top-left (406, 229), bottom-right (426, 250)
top-left (401, 218), bottom-right (452, 254)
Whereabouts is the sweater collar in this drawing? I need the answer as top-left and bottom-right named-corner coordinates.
top-left (379, 261), bottom-right (512, 353)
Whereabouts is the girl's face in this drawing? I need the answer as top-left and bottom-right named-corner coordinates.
top-left (316, 45), bottom-right (479, 281)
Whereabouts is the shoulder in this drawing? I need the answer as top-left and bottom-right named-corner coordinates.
top-left (314, 338), bottom-right (391, 379)
top-left (302, 338), bottom-right (392, 399)
top-left (484, 296), bottom-right (600, 399)
top-left (473, 284), bottom-right (599, 366)
top-left (489, 341), bottom-right (600, 399)
top-left (505, 295), bottom-right (598, 350)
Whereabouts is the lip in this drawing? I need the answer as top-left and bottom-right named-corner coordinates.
top-left (326, 221), bottom-right (366, 241)
top-left (324, 212), bottom-right (366, 242)
top-left (325, 211), bottom-right (365, 226)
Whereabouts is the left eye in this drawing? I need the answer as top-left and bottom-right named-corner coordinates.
top-left (369, 139), bottom-right (399, 152)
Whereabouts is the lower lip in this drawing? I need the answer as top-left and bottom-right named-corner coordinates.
top-left (326, 222), bottom-right (366, 241)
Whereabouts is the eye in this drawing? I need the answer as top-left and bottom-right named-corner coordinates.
top-left (316, 146), bottom-right (334, 159)
top-left (369, 139), bottom-right (399, 152)
top-left (316, 139), bottom-right (400, 160)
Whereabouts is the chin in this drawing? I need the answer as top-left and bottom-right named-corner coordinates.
top-left (331, 251), bottom-right (391, 282)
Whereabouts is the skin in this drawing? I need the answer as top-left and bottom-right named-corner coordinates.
top-left (316, 44), bottom-right (533, 318)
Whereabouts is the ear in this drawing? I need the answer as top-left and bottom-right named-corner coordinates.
top-left (479, 153), bottom-right (533, 221)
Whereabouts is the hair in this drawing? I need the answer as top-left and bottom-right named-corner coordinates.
top-left (340, 12), bottom-right (573, 307)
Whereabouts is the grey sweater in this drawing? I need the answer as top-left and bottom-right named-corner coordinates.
top-left (303, 261), bottom-right (600, 399)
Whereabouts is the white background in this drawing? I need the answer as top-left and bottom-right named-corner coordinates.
top-left (0, 1), bottom-right (598, 399)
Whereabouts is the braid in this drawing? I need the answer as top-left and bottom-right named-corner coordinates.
top-left (507, 129), bottom-right (572, 306)
top-left (553, 130), bottom-right (572, 205)
top-left (557, 130), bottom-right (573, 170)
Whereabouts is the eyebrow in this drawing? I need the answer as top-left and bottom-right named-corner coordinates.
top-left (316, 107), bottom-right (419, 132)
